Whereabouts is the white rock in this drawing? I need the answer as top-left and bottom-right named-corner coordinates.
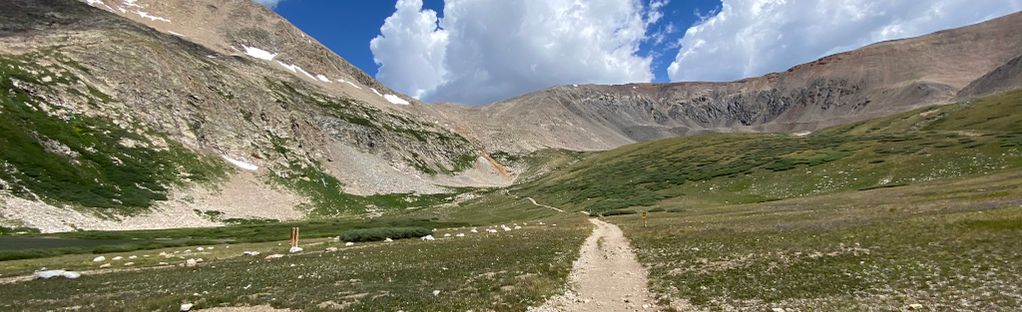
top-left (908, 304), bottom-right (924, 310)
top-left (470, 228), bottom-right (479, 233)
top-left (432, 290), bottom-right (441, 296)
top-left (180, 303), bottom-right (194, 311)
top-left (384, 238), bottom-right (394, 242)
top-left (444, 233), bottom-right (451, 237)
top-left (99, 263), bottom-right (111, 268)
top-left (92, 256), bottom-right (106, 262)
top-left (288, 246), bottom-right (303, 254)
top-left (185, 259), bottom-right (197, 267)
top-left (264, 254), bottom-right (284, 260)
top-left (111, 256), bottom-right (123, 261)
top-left (128, 255), bottom-right (137, 259)
top-left (456, 233), bottom-right (465, 237)
top-left (487, 229), bottom-right (498, 233)
top-left (345, 242), bottom-right (355, 246)
top-left (325, 247), bottom-right (338, 252)
top-left (514, 226), bottom-right (522, 230)
top-left (421, 235), bottom-right (436, 241)
top-left (34, 270), bottom-right (80, 280)
top-left (124, 262), bottom-right (135, 266)
top-left (196, 247), bottom-right (204, 251)
top-left (242, 251), bottom-right (261, 257)
top-left (771, 308), bottom-right (785, 312)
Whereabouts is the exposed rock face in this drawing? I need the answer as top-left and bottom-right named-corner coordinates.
top-left (435, 12), bottom-right (1022, 153)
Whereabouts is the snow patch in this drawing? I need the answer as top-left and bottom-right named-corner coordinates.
top-left (340, 79), bottom-right (362, 90)
top-left (221, 155), bottom-right (258, 171)
top-left (421, 235), bottom-right (435, 241)
top-left (84, 0), bottom-right (115, 11)
top-left (315, 74), bottom-right (331, 83)
top-left (168, 31), bottom-right (186, 37)
top-left (370, 88), bottom-right (383, 97)
top-left (288, 246), bottom-right (303, 253)
top-left (242, 45), bottom-right (277, 61)
top-left (383, 94), bottom-right (410, 105)
top-left (136, 11), bottom-right (170, 22)
top-left (275, 61), bottom-right (317, 80)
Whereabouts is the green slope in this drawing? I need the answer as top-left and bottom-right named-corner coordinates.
top-left (514, 89), bottom-right (1022, 214)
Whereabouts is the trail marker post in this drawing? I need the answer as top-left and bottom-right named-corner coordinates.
top-left (641, 211), bottom-right (648, 228)
top-left (290, 227), bottom-right (300, 248)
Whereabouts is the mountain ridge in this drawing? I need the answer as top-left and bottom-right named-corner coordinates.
top-left (433, 11), bottom-right (1022, 153)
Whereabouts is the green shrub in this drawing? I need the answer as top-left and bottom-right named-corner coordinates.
top-left (600, 209), bottom-right (638, 217)
top-left (339, 227), bottom-right (432, 242)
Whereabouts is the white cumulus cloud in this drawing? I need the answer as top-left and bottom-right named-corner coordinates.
top-left (668, 0), bottom-right (1022, 82)
top-left (371, 0), bottom-right (657, 104)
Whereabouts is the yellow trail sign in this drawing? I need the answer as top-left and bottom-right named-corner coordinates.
top-left (641, 211), bottom-right (648, 227)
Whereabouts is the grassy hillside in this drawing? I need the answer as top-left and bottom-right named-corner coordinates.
top-left (515, 90), bottom-right (1022, 214)
top-left (616, 168), bottom-right (1022, 310)
top-left (0, 53), bottom-right (228, 214)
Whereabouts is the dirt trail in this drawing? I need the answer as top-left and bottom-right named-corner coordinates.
top-left (533, 218), bottom-right (657, 311)
top-left (525, 197), bottom-right (565, 212)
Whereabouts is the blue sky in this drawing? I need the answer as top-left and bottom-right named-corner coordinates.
top-left (272, 0), bottom-right (720, 83)
top-left (262, 0), bottom-right (1022, 104)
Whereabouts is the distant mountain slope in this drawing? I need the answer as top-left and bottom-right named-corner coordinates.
top-left (959, 54), bottom-right (1022, 98)
top-left (513, 89), bottom-right (1022, 214)
top-left (435, 12), bottom-right (1022, 153)
top-left (0, 0), bottom-right (504, 232)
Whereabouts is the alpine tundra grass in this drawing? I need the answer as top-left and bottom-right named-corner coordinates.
top-left (614, 172), bottom-right (1022, 311)
top-left (0, 215), bottom-right (588, 311)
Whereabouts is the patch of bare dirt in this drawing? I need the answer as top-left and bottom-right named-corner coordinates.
top-left (533, 218), bottom-right (658, 312)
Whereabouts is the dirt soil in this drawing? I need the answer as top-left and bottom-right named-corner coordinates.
top-left (533, 218), bottom-right (658, 311)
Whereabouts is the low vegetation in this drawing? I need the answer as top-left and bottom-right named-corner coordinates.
top-left (339, 226), bottom-right (432, 242)
top-left (0, 217), bottom-right (462, 261)
top-left (0, 217), bottom-right (588, 311)
top-left (0, 53), bottom-right (228, 213)
top-left (516, 90), bottom-right (1022, 214)
top-left (615, 172), bottom-right (1022, 310)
